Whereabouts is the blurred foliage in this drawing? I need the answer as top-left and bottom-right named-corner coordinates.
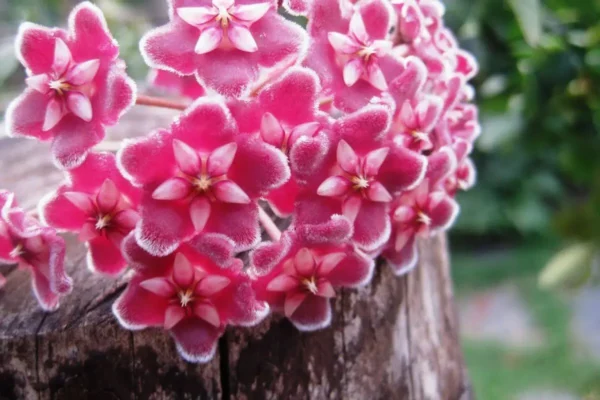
top-left (445, 0), bottom-right (600, 247)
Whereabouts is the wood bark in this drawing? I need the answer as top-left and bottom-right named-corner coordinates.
top-left (0, 110), bottom-right (472, 400)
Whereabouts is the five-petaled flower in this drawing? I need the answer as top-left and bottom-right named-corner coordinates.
top-left (113, 232), bottom-right (267, 362)
top-left (6, 2), bottom-right (136, 169)
top-left (40, 152), bottom-right (141, 276)
top-left (141, 0), bottom-right (308, 96)
top-left (118, 98), bottom-right (290, 256)
top-left (250, 219), bottom-right (373, 331)
top-left (0, 191), bottom-right (72, 311)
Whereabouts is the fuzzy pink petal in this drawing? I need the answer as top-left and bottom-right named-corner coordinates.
top-left (227, 137), bottom-right (290, 197)
top-left (96, 64), bottom-right (136, 126)
top-left (171, 100), bottom-right (236, 150)
top-left (327, 250), bottom-right (374, 287)
top-left (289, 294), bottom-right (331, 331)
top-left (118, 129), bottom-right (176, 186)
top-left (68, 2), bottom-right (119, 60)
top-left (31, 267), bottom-right (61, 312)
top-left (284, 292), bottom-right (307, 317)
top-left (253, 12), bottom-right (308, 69)
top-left (378, 143), bottom-right (427, 193)
top-left (266, 179), bottom-right (299, 217)
top-left (294, 248), bottom-right (316, 276)
top-left (164, 305), bottom-right (187, 330)
top-left (141, 21), bottom-right (198, 75)
top-left (51, 119), bottom-right (104, 169)
top-left (113, 277), bottom-right (170, 329)
top-left (318, 252), bottom-right (346, 276)
top-left (41, 191), bottom-right (89, 230)
top-left (170, 317), bottom-right (224, 363)
top-left (429, 197), bottom-right (459, 231)
top-left (88, 236), bottom-right (127, 276)
top-left (260, 112), bottom-right (285, 148)
top-left (359, 0), bottom-right (392, 40)
top-left (384, 237), bottom-right (418, 276)
top-left (205, 202), bottom-right (259, 252)
top-left (317, 281), bottom-right (335, 298)
top-left (193, 49), bottom-right (257, 97)
top-left (352, 201), bottom-right (391, 251)
top-left (16, 23), bottom-right (65, 74)
top-left (427, 147), bottom-right (457, 186)
top-left (96, 179), bottom-right (120, 213)
top-left (334, 106), bottom-right (391, 147)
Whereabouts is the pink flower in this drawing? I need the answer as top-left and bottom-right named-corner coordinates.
top-left (118, 98), bottom-right (290, 256)
top-left (444, 140), bottom-right (476, 195)
top-left (382, 147), bottom-right (459, 275)
top-left (141, 0), bottom-right (308, 96)
top-left (392, 95), bottom-right (443, 153)
top-left (0, 191), bottom-right (72, 311)
top-left (305, 0), bottom-right (404, 112)
top-left (295, 106), bottom-right (427, 252)
top-left (113, 232), bottom-right (267, 362)
top-left (228, 66), bottom-right (330, 217)
top-left (40, 152), bottom-right (141, 276)
top-left (6, 2), bottom-right (136, 169)
top-left (250, 218), bottom-right (373, 331)
top-left (149, 69), bottom-right (205, 99)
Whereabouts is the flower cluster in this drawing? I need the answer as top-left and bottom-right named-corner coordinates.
top-left (0, 0), bottom-right (479, 363)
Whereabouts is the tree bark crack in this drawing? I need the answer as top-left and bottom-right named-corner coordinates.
top-left (340, 288), bottom-right (348, 400)
top-left (34, 313), bottom-right (48, 400)
top-left (403, 277), bottom-right (416, 399)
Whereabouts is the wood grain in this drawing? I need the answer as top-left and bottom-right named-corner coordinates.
top-left (0, 111), bottom-right (472, 400)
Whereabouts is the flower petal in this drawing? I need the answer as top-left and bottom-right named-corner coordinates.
top-left (317, 176), bottom-right (351, 197)
top-left (317, 281), bottom-right (335, 298)
top-left (284, 292), bottom-right (307, 317)
top-left (337, 140), bottom-right (359, 175)
top-left (87, 236), bottom-right (127, 276)
top-left (190, 196), bottom-right (212, 232)
top-left (140, 277), bottom-right (176, 297)
top-left (343, 58), bottom-right (363, 87)
top-left (328, 32), bottom-right (359, 54)
top-left (170, 318), bottom-right (223, 363)
top-left (53, 38), bottom-right (72, 77)
top-left (172, 139), bottom-right (201, 176)
top-left (207, 143), bottom-right (237, 177)
top-left (318, 252), bottom-right (346, 276)
top-left (193, 303), bottom-right (221, 327)
top-left (228, 23), bottom-right (258, 53)
top-left (213, 181), bottom-right (250, 204)
top-left (96, 179), bottom-right (120, 213)
top-left (43, 98), bottom-right (64, 131)
top-left (113, 277), bottom-right (170, 329)
top-left (364, 147), bottom-right (390, 176)
top-left (165, 305), bottom-right (187, 330)
top-left (65, 59), bottom-right (100, 85)
top-left (260, 112), bottom-right (285, 148)
top-left (233, 3), bottom-right (271, 22)
top-left (266, 274), bottom-right (299, 292)
top-left (367, 181), bottom-right (393, 202)
top-left (195, 276), bottom-right (231, 297)
top-left (25, 74), bottom-right (49, 94)
top-left (63, 191), bottom-right (94, 215)
top-left (152, 177), bottom-right (192, 201)
top-left (66, 92), bottom-right (93, 122)
top-left (366, 62), bottom-right (387, 90)
top-left (177, 7), bottom-right (219, 26)
top-left (294, 248), bottom-right (315, 276)
top-left (289, 294), bottom-right (331, 331)
top-left (195, 26), bottom-right (223, 54)
top-left (173, 253), bottom-right (195, 288)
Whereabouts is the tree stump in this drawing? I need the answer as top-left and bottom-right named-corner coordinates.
top-left (0, 110), bottom-right (473, 400)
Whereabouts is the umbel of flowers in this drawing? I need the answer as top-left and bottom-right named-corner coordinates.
top-left (0, 0), bottom-right (479, 362)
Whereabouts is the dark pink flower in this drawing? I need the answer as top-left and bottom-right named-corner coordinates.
top-left (0, 190), bottom-right (72, 311)
top-left (228, 66), bottom-right (330, 217)
top-left (6, 2), bottom-right (136, 169)
top-left (118, 99), bottom-right (290, 256)
top-left (141, 0), bottom-right (308, 96)
top-left (295, 105), bottom-right (427, 252)
top-left (382, 147), bottom-right (459, 275)
top-left (113, 232), bottom-right (267, 362)
top-left (392, 95), bottom-right (443, 153)
top-left (444, 140), bottom-right (476, 195)
top-left (304, 0), bottom-right (404, 112)
top-left (40, 152), bottom-right (141, 276)
top-left (149, 69), bottom-right (205, 99)
top-left (250, 217), bottom-right (373, 331)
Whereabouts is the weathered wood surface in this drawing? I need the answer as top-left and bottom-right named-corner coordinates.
top-left (0, 110), bottom-right (472, 400)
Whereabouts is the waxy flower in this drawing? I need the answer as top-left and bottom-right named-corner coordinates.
top-left (295, 106), bottom-right (427, 252)
top-left (228, 67), bottom-right (330, 217)
top-left (141, 0), bottom-right (308, 96)
top-left (0, 191), bottom-right (72, 311)
top-left (118, 99), bottom-right (290, 256)
top-left (113, 232), bottom-right (267, 362)
top-left (305, 0), bottom-right (403, 112)
top-left (6, 2), bottom-right (136, 169)
top-left (444, 140), bottom-right (476, 195)
top-left (250, 217), bottom-right (373, 330)
top-left (392, 95), bottom-right (443, 153)
top-left (382, 148), bottom-right (459, 275)
top-left (149, 69), bottom-right (205, 99)
top-left (40, 153), bottom-right (141, 276)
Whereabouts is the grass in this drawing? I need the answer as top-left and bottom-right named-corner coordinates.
top-left (451, 240), bottom-right (600, 400)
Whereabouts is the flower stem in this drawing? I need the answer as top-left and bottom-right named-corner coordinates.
top-left (258, 207), bottom-right (282, 241)
top-left (135, 94), bottom-right (189, 111)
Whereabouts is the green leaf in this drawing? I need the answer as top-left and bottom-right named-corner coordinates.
top-left (0, 39), bottom-right (18, 86)
top-left (509, 0), bottom-right (543, 47)
top-left (538, 243), bottom-right (596, 290)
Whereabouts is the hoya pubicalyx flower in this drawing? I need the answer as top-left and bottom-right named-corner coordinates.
top-left (0, 191), bottom-right (72, 311)
top-left (0, 0), bottom-right (481, 365)
top-left (113, 232), bottom-right (267, 362)
top-left (39, 152), bottom-right (141, 276)
top-left (6, 2), bottom-right (136, 169)
top-left (141, 0), bottom-right (308, 96)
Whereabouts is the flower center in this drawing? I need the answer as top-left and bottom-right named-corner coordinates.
top-left (302, 276), bottom-right (319, 295)
top-left (178, 288), bottom-right (195, 307)
top-left (193, 175), bottom-right (213, 192)
top-left (49, 79), bottom-right (70, 96)
top-left (357, 46), bottom-right (376, 61)
top-left (351, 175), bottom-right (370, 191)
top-left (95, 214), bottom-right (112, 230)
top-left (216, 7), bottom-right (232, 28)
top-left (411, 130), bottom-right (428, 141)
top-left (417, 211), bottom-right (432, 226)
top-left (9, 243), bottom-right (24, 259)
